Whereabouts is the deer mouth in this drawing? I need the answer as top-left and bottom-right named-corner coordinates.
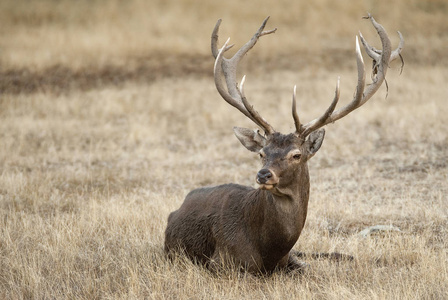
top-left (258, 183), bottom-right (276, 190)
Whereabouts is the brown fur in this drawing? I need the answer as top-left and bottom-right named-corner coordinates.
top-left (164, 130), bottom-right (325, 274)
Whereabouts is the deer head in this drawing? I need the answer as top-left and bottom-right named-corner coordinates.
top-left (211, 15), bottom-right (403, 194)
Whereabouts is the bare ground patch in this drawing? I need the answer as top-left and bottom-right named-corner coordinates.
top-left (0, 54), bottom-right (212, 95)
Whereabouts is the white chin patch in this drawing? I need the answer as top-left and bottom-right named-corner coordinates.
top-left (259, 184), bottom-right (275, 190)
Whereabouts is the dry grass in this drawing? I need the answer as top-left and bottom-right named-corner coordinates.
top-left (1, 0), bottom-right (448, 299)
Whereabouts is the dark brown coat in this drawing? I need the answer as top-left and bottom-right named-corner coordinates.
top-left (164, 131), bottom-right (323, 273)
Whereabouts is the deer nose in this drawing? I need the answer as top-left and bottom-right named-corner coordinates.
top-left (257, 169), bottom-right (272, 184)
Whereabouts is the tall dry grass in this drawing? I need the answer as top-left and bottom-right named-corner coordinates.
top-left (1, 0), bottom-right (447, 299)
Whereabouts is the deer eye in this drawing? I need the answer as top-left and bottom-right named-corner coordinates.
top-left (293, 154), bottom-right (301, 160)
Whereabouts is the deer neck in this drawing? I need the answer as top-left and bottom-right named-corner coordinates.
top-left (264, 163), bottom-right (310, 233)
top-left (272, 163), bottom-right (310, 204)
top-left (252, 164), bottom-right (310, 263)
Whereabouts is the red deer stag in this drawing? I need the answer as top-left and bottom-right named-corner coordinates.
top-left (164, 14), bottom-right (404, 274)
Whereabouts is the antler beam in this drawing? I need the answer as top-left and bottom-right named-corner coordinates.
top-left (212, 14), bottom-right (404, 140)
top-left (212, 17), bottom-right (277, 135)
top-left (296, 14), bottom-right (404, 138)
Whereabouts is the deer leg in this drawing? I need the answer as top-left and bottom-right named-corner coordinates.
top-left (284, 251), bottom-right (309, 273)
top-left (207, 253), bottom-right (223, 274)
top-left (207, 250), bottom-right (241, 273)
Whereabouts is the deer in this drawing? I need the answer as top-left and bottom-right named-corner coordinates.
top-left (164, 14), bottom-right (404, 274)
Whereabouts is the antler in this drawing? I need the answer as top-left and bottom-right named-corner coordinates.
top-left (212, 17), bottom-right (277, 136)
top-left (294, 14), bottom-right (404, 138)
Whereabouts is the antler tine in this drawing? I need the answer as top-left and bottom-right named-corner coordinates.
top-left (232, 16), bottom-right (277, 64)
top-left (390, 31), bottom-right (404, 62)
top-left (212, 17), bottom-right (277, 136)
top-left (211, 19), bottom-right (235, 58)
top-left (299, 13), bottom-right (403, 139)
top-left (292, 85), bottom-right (302, 134)
top-left (359, 31), bottom-right (380, 56)
top-left (300, 77), bottom-right (341, 138)
top-left (359, 29), bottom-right (404, 64)
top-left (359, 15), bottom-right (404, 82)
top-left (211, 19), bottom-right (222, 58)
top-left (358, 14), bottom-right (392, 104)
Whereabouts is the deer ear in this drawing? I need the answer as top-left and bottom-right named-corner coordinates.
top-left (233, 127), bottom-right (266, 152)
top-left (305, 128), bottom-right (325, 156)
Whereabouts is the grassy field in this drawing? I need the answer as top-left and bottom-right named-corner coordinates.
top-left (1, 0), bottom-right (447, 299)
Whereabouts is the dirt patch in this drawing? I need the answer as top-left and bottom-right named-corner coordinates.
top-left (0, 48), bottom-right (376, 95)
top-left (0, 46), bottom-right (442, 95)
top-left (0, 54), bottom-right (214, 95)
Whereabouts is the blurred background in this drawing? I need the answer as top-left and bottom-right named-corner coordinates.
top-left (1, 0), bottom-right (447, 94)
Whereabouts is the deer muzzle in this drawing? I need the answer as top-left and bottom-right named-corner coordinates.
top-left (256, 169), bottom-right (279, 190)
